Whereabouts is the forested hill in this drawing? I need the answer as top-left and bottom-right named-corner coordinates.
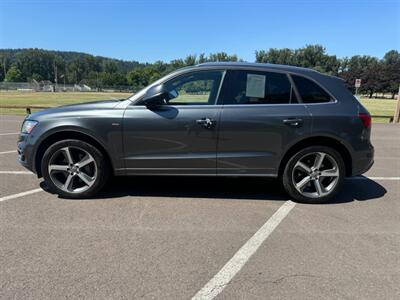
top-left (0, 48), bottom-right (239, 90)
top-left (0, 48), bottom-right (142, 75)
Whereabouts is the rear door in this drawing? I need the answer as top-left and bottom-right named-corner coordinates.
top-left (122, 70), bottom-right (224, 175)
top-left (217, 69), bottom-right (312, 176)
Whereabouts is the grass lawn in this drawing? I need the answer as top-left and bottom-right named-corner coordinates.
top-left (0, 91), bottom-right (398, 123)
top-left (359, 96), bottom-right (398, 123)
top-left (0, 91), bottom-right (132, 115)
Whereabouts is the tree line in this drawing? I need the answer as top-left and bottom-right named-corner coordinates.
top-left (0, 46), bottom-right (399, 98)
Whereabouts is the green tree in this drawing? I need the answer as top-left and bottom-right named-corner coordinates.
top-left (382, 50), bottom-right (400, 98)
top-left (170, 59), bottom-right (186, 69)
top-left (339, 55), bottom-right (383, 97)
top-left (0, 61), bottom-right (4, 81)
top-left (5, 66), bottom-right (23, 82)
top-left (208, 52), bottom-right (239, 62)
top-left (256, 48), bottom-right (295, 65)
top-left (184, 55), bottom-right (197, 66)
top-left (68, 58), bottom-right (88, 84)
top-left (103, 60), bottom-right (117, 74)
top-left (256, 45), bottom-right (340, 75)
top-left (15, 49), bottom-right (57, 81)
top-left (127, 66), bottom-right (162, 91)
top-left (28, 73), bottom-right (43, 82)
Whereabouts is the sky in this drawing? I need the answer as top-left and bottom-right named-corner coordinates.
top-left (0, 0), bottom-right (399, 63)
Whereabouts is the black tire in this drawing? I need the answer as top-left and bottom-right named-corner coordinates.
top-left (41, 139), bottom-right (109, 199)
top-left (282, 146), bottom-right (345, 204)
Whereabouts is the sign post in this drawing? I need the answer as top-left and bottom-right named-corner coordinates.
top-left (394, 85), bottom-right (400, 123)
top-left (355, 79), bottom-right (362, 97)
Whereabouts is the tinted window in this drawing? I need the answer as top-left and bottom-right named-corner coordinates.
top-left (164, 71), bottom-right (223, 105)
top-left (219, 70), bottom-right (298, 105)
top-left (292, 75), bottom-right (332, 103)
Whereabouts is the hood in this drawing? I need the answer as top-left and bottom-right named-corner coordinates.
top-left (27, 99), bottom-right (122, 120)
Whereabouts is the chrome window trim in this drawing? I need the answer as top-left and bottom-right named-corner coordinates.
top-left (221, 65), bottom-right (339, 103)
top-left (128, 104), bottom-right (224, 109)
top-left (216, 68), bottom-right (338, 106)
top-left (131, 65), bottom-right (339, 107)
top-left (221, 100), bottom-right (338, 108)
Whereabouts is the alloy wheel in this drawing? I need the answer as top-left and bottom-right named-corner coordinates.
top-left (292, 152), bottom-right (340, 199)
top-left (48, 146), bottom-right (97, 193)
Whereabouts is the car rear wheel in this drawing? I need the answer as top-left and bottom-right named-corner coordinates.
top-left (282, 146), bottom-right (345, 204)
top-left (41, 139), bottom-right (109, 198)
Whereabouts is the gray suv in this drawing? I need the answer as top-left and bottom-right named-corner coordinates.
top-left (18, 62), bottom-right (374, 203)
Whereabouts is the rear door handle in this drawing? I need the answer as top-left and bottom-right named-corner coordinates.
top-left (196, 118), bottom-right (216, 129)
top-left (283, 118), bottom-right (303, 127)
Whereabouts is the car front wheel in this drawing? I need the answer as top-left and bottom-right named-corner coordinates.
top-left (41, 139), bottom-right (109, 198)
top-left (282, 146), bottom-right (345, 204)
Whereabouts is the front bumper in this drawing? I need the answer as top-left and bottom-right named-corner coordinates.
top-left (17, 133), bottom-right (36, 174)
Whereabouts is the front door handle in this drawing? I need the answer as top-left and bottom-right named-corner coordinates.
top-left (283, 118), bottom-right (303, 127)
top-left (196, 118), bottom-right (216, 129)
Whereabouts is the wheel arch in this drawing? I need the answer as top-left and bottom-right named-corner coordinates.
top-left (34, 130), bottom-right (113, 178)
top-left (278, 136), bottom-right (353, 178)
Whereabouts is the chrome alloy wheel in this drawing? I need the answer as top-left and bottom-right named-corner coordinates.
top-left (48, 146), bottom-right (97, 193)
top-left (292, 152), bottom-right (340, 199)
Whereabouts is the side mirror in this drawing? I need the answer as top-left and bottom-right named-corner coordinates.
top-left (142, 84), bottom-right (168, 108)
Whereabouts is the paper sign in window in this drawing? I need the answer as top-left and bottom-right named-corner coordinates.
top-left (246, 74), bottom-right (266, 98)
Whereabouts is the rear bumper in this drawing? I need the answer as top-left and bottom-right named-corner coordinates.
top-left (351, 144), bottom-right (374, 176)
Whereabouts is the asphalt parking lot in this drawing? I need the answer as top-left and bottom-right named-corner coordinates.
top-left (1, 115), bottom-right (399, 299)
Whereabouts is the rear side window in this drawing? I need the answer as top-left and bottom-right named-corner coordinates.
top-left (218, 70), bottom-right (298, 105)
top-left (292, 75), bottom-right (332, 103)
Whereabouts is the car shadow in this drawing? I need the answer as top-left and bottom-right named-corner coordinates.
top-left (44, 175), bottom-right (386, 204)
top-left (334, 177), bottom-right (387, 203)
top-left (95, 176), bottom-right (290, 201)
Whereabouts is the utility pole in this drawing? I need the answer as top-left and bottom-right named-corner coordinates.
top-left (3, 57), bottom-right (6, 79)
top-left (394, 85), bottom-right (400, 123)
top-left (53, 61), bottom-right (58, 92)
top-left (60, 74), bottom-right (65, 91)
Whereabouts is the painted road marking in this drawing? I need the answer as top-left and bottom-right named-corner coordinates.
top-left (192, 200), bottom-right (296, 300)
top-left (0, 132), bottom-right (19, 136)
top-left (352, 176), bottom-right (400, 181)
top-left (0, 188), bottom-right (43, 202)
top-left (0, 171), bottom-right (33, 175)
top-left (0, 150), bottom-right (16, 155)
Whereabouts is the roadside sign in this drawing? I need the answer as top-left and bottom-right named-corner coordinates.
top-left (355, 79), bottom-right (361, 88)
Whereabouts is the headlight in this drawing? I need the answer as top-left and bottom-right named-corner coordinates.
top-left (21, 120), bottom-right (38, 134)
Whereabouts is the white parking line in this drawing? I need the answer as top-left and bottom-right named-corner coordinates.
top-left (374, 156), bottom-right (400, 160)
top-left (352, 176), bottom-right (400, 181)
top-left (0, 132), bottom-right (19, 136)
top-left (0, 188), bottom-right (43, 202)
top-left (192, 200), bottom-right (296, 300)
top-left (0, 150), bottom-right (17, 155)
top-left (0, 171), bottom-right (33, 175)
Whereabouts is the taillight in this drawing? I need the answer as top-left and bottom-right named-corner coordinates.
top-left (359, 113), bottom-right (371, 128)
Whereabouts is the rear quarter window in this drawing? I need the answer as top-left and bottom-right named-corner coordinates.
top-left (292, 75), bottom-right (332, 103)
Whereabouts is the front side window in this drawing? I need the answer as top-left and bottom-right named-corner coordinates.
top-left (218, 70), bottom-right (298, 105)
top-left (292, 75), bottom-right (332, 103)
top-left (163, 71), bottom-right (224, 105)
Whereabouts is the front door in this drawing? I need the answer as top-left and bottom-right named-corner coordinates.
top-left (217, 69), bottom-right (312, 176)
top-left (122, 70), bottom-right (224, 175)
